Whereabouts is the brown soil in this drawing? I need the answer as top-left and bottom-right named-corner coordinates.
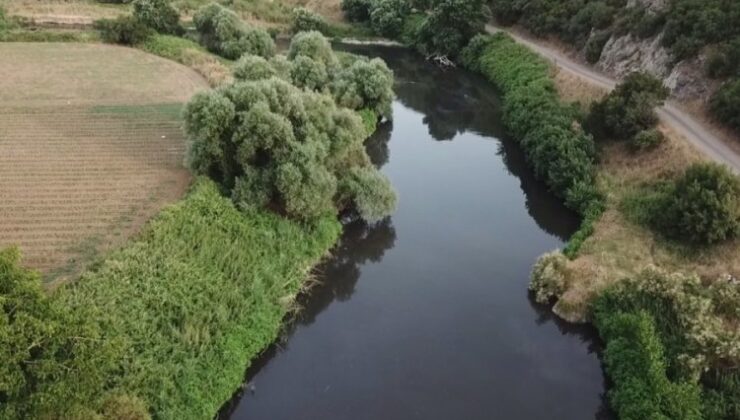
top-left (0, 43), bottom-right (207, 285)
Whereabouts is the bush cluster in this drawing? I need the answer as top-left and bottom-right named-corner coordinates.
top-left (291, 7), bottom-right (327, 34)
top-left (94, 15), bottom-right (153, 45)
top-left (341, 0), bottom-right (375, 22)
top-left (461, 34), bottom-right (601, 221)
top-left (369, 0), bottom-right (410, 38)
top-left (132, 0), bottom-right (181, 35)
top-left (710, 78), bottom-right (740, 132)
top-left (587, 71), bottom-right (669, 143)
top-left (593, 267), bottom-right (740, 418)
top-left (193, 2), bottom-right (275, 59)
top-left (658, 163), bottom-right (740, 245)
top-left (233, 31), bottom-right (394, 119)
top-left (414, 0), bottom-right (490, 57)
top-left (184, 35), bottom-right (396, 222)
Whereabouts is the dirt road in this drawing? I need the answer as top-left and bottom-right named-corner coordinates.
top-left (486, 25), bottom-right (740, 173)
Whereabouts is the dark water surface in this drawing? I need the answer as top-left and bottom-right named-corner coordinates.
top-left (222, 46), bottom-right (611, 420)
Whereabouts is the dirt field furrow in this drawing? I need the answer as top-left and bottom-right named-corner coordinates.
top-left (0, 43), bottom-right (207, 283)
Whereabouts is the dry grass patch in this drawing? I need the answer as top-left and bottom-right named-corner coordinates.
top-left (0, 43), bottom-right (207, 285)
top-left (1, 0), bottom-right (126, 26)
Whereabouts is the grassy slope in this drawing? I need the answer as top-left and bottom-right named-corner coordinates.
top-left (55, 179), bottom-right (341, 418)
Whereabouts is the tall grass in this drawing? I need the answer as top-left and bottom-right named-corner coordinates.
top-left (2, 179), bottom-right (341, 419)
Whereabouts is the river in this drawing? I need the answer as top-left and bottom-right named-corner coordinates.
top-left (221, 45), bottom-right (612, 420)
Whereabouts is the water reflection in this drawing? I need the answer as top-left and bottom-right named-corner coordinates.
top-left (364, 121), bottom-right (393, 169)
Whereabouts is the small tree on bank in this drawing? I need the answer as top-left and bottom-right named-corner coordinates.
top-left (132, 0), bottom-right (182, 35)
top-left (658, 163), bottom-right (740, 244)
top-left (415, 0), bottom-right (490, 58)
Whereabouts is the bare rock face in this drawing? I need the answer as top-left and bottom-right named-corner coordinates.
top-left (665, 54), bottom-right (714, 100)
top-left (597, 33), bottom-right (672, 80)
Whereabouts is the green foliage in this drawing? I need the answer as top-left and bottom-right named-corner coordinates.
top-left (0, 6), bottom-right (8, 32)
top-left (100, 394), bottom-right (151, 420)
top-left (290, 55), bottom-right (329, 90)
top-left (585, 31), bottom-right (610, 64)
top-left (291, 7), bottom-right (327, 33)
top-left (658, 163), bottom-right (740, 244)
top-left (184, 73), bottom-right (396, 222)
top-left (332, 57), bottom-right (395, 119)
top-left (133, 0), bottom-right (182, 35)
top-left (705, 39), bottom-right (740, 79)
top-left (0, 247), bottom-right (122, 419)
top-left (369, 0), bottom-right (410, 38)
top-left (53, 179), bottom-right (341, 418)
top-left (710, 78), bottom-right (740, 132)
top-left (415, 0), bottom-right (489, 57)
top-left (587, 71), bottom-right (669, 141)
top-left (662, 0), bottom-right (740, 60)
top-left (288, 31), bottom-right (339, 72)
top-left (461, 33), bottom-right (602, 255)
top-left (630, 128), bottom-right (665, 151)
top-left (341, 0), bottom-right (375, 22)
top-left (233, 54), bottom-right (277, 81)
top-left (193, 2), bottom-right (275, 59)
top-left (94, 16), bottom-right (153, 45)
top-left (595, 310), bottom-right (703, 420)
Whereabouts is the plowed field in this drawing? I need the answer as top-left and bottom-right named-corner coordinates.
top-left (0, 43), bottom-right (207, 284)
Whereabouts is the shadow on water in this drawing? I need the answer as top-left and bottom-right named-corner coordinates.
top-left (220, 44), bottom-right (613, 420)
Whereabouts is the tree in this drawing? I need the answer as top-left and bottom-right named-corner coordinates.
top-left (709, 78), bottom-right (740, 132)
top-left (233, 55), bottom-right (276, 81)
top-left (332, 57), bottom-right (395, 119)
top-left (183, 77), bottom-right (396, 222)
top-left (94, 15), bottom-right (153, 45)
top-left (659, 163), bottom-right (740, 244)
top-left (193, 3), bottom-right (275, 59)
top-left (341, 0), bottom-right (375, 22)
top-left (587, 71), bottom-right (669, 141)
top-left (132, 0), bottom-right (181, 35)
top-left (415, 0), bottom-right (490, 58)
top-left (291, 7), bottom-right (327, 33)
top-left (369, 0), bottom-right (410, 37)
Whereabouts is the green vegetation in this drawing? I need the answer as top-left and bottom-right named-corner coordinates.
top-left (369, 0), bottom-right (410, 38)
top-left (0, 180), bottom-right (341, 419)
top-left (415, 0), bottom-right (489, 57)
top-left (710, 79), bottom-right (740, 132)
top-left (341, 0), bottom-right (489, 58)
top-left (184, 44), bottom-right (396, 222)
top-left (94, 15), bottom-right (153, 45)
top-left (593, 268), bottom-right (740, 419)
top-left (132, 0), bottom-right (182, 35)
top-left (291, 7), bottom-right (328, 34)
top-left (658, 163), bottom-right (740, 245)
top-left (460, 33), bottom-right (602, 256)
top-left (192, 2), bottom-right (275, 59)
top-left (587, 72), bottom-right (669, 143)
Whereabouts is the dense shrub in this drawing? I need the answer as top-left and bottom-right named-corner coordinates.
top-left (184, 76), bottom-right (396, 222)
top-left (705, 39), bottom-right (740, 79)
top-left (291, 54), bottom-right (330, 90)
top-left (658, 163), bottom-right (740, 244)
top-left (710, 78), bottom-right (740, 132)
top-left (415, 0), bottom-right (489, 57)
top-left (630, 128), bottom-right (665, 151)
top-left (288, 30), bottom-right (339, 72)
top-left (369, 0), bottom-right (410, 38)
top-left (595, 310), bottom-right (703, 420)
top-left (94, 16), bottom-right (153, 45)
top-left (341, 0), bottom-right (375, 22)
top-left (332, 57), bottom-right (395, 119)
top-left (584, 30), bottom-right (610, 64)
top-left (193, 3), bottom-right (275, 59)
top-left (0, 247), bottom-right (122, 419)
top-left (291, 7), bottom-right (327, 33)
top-left (132, 0), bottom-right (181, 35)
top-left (587, 71), bottom-right (669, 141)
top-left (233, 54), bottom-right (277, 81)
